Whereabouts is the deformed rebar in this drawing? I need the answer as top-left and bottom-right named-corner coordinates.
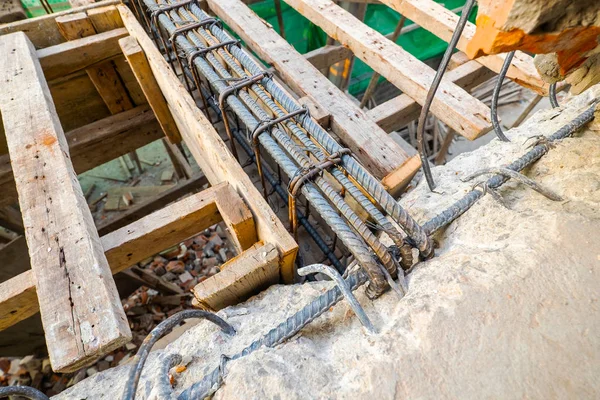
top-left (423, 100), bottom-right (598, 235)
top-left (490, 51), bottom-right (514, 142)
top-left (177, 270), bottom-right (368, 399)
top-left (549, 82), bottom-right (560, 108)
top-left (123, 310), bottom-right (235, 400)
top-left (0, 386), bottom-right (49, 400)
top-left (416, 0), bottom-right (476, 191)
top-left (463, 167), bottom-right (563, 201)
top-left (298, 264), bottom-right (376, 333)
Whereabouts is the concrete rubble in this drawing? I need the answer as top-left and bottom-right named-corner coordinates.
top-left (55, 87), bottom-right (600, 399)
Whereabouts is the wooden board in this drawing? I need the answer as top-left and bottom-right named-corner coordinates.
top-left (193, 242), bottom-right (280, 310)
top-left (304, 44), bottom-right (353, 70)
top-left (56, 13), bottom-right (134, 115)
top-left (118, 5), bottom-right (298, 283)
top-left (368, 61), bottom-right (496, 133)
top-left (378, 0), bottom-right (549, 95)
top-left (0, 182), bottom-right (252, 331)
top-left (37, 27), bottom-right (128, 81)
top-left (119, 36), bottom-right (183, 144)
top-left (96, 174), bottom-right (208, 236)
top-left (0, 32), bottom-right (130, 372)
top-left (208, 0), bottom-right (418, 189)
top-left (283, 0), bottom-right (493, 141)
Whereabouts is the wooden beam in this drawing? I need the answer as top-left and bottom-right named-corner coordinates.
top-left (208, 0), bottom-right (419, 190)
top-left (283, 0), bottom-right (493, 141)
top-left (96, 173), bottom-right (208, 236)
top-left (0, 182), bottom-right (253, 330)
top-left (119, 36), bottom-right (183, 144)
top-left (0, 105), bottom-right (164, 208)
top-left (193, 242), bottom-right (279, 310)
top-left (0, 32), bottom-right (130, 372)
top-left (37, 27), bottom-right (128, 81)
top-left (304, 44), bottom-right (353, 70)
top-left (378, 0), bottom-right (549, 95)
top-left (368, 61), bottom-right (496, 133)
top-left (56, 14), bottom-right (134, 115)
top-left (0, 0), bottom-right (120, 49)
top-left (118, 5), bottom-right (298, 283)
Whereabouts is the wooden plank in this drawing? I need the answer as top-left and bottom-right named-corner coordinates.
top-left (87, 5), bottom-right (123, 32)
top-left (192, 242), bottom-right (279, 310)
top-left (377, 0), bottom-right (549, 95)
top-left (56, 12), bottom-right (96, 39)
top-left (368, 61), bottom-right (496, 133)
top-left (119, 36), bottom-right (183, 144)
top-left (55, 15), bottom-right (134, 114)
top-left (66, 104), bottom-right (163, 172)
top-left (208, 0), bottom-right (418, 189)
top-left (86, 6), bottom-right (147, 106)
top-left (0, 105), bottom-right (163, 207)
top-left (212, 183), bottom-right (257, 253)
top-left (0, 0), bottom-right (26, 24)
top-left (0, 183), bottom-right (233, 331)
top-left (0, 32), bottom-right (130, 372)
top-left (0, 0), bottom-right (120, 49)
top-left (283, 0), bottom-right (492, 141)
top-left (96, 174), bottom-right (208, 236)
top-left (304, 44), bottom-right (353, 70)
top-left (118, 5), bottom-right (298, 282)
top-left (37, 27), bottom-right (128, 81)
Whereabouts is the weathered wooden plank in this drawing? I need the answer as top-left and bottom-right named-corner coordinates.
top-left (118, 5), bottom-right (298, 283)
top-left (208, 0), bottom-right (419, 189)
top-left (193, 242), bottom-right (280, 311)
top-left (0, 182), bottom-right (251, 332)
top-left (37, 27), bottom-right (128, 81)
top-left (96, 174), bottom-right (208, 236)
top-left (119, 36), bottom-right (183, 144)
top-left (0, 0), bottom-right (26, 24)
top-left (283, 0), bottom-right (493, 141)
top-left (0, 0), bottom-right (120, 49)
top-left (304, 44), bottom-right (353, 70)
top-left (56, 14), bottom-right (134, 115)
top-left (87, 5), bottom-right (123, 32)
top-left (368, 61), bottom-right (496, 133)
top-left (0, 32), bottom-right (131, 372)
top-left (378, 0), bottom-right (549, 95)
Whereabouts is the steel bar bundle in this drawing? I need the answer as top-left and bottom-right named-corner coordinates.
top-left (131, 0), bottom-right (433, 297)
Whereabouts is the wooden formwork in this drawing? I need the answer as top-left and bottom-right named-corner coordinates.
top-left (0, 1), bottom-right (296, 372)
top-left (0, 0), bottom-right (550, 375)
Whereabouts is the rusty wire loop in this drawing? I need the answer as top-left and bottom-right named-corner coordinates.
top-left (298, 264), bottom-right (376, 333)
top-left (463, 167), bottom-right (563, 201)
top-left (471, 182), bottom-right (509, 208)
top-left (287, 149), bottom-right (349, 238)
top-left (416, 0), bottom-right (476, 191)
top-left (122, 310), bottom-right (235, 400)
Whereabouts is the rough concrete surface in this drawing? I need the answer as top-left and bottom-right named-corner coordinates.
top-left (56, 87), bottom-right (600, 399)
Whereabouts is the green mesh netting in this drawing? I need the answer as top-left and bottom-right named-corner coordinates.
top-left (19, 0), bottom-right (475, 96)
top-left (21, 0), bottom-right (71, 18)
top-left (247, 0), bottom-right (477, 95)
